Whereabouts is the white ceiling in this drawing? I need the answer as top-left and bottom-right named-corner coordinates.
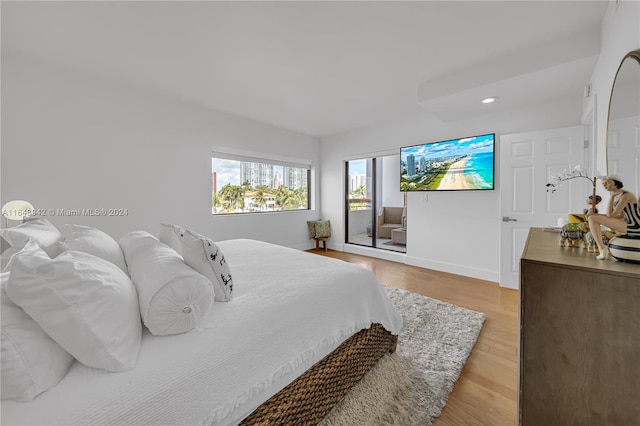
top-left (1, 1), bottom-right (609, 137)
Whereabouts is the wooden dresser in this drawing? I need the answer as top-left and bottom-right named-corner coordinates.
top-left (519, 228), bottom-right (640, 426)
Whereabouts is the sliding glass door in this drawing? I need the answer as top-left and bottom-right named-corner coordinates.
top-left (345, 159), bottom-right (375, 247)
top-left (345, 155), bottom-right (406, 253)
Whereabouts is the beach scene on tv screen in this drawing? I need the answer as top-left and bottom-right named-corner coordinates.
top-left (400, 134), bottom-right (494, 191)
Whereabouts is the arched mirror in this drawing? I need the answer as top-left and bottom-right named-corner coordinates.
top-left (606, 49), bottom-right (640, 197)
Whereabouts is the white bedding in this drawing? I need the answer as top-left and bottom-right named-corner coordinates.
top-left (1, 239), bottom-right (403, 426)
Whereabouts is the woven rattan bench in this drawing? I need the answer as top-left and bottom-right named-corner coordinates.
top-left (241, 323), bottom-right (397, 425)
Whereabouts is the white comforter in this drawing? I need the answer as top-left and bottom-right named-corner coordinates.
top-left (1, 239), bottom-right (403, 426)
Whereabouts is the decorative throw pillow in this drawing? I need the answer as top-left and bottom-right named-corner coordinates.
top-left (6, 240), bottom-right (142, 372)
top-left (120, 231), bottom-right (215, 336)
top-left (306, 220), bottom-right (321, 239)
top-left (159, 223), bottom-right (185, 255)
top-left (57, 224), bottom-right (128, 273)
top-left (1, 271), bottom-right (74, 402)
top-left (0, 218), bottom-right (62, 258)
top-left (181, 229), bottom-right (234, 302)
top-left (314, 220), bottom-right (332, 238)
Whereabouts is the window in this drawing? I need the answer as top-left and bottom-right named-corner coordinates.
top-left (212, 149), bottom-right (311, 215)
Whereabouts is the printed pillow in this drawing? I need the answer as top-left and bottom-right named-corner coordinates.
top-left (1, 271), bottom-right (74, 402)
top-left (314, 220), bottom-right (332, 238)
top-left (159, 223), bottom-right (185, 255)
top-left (6, 240), bottom-right (142, 372)
top-left (0, 218), bottom-right (62, 258)
top-left (181, 229), bottom-right (234, 302)
top-left (57, 224), bottom-right (128, 273)
top-left (120, 231), bottom-right (214, 336)
top-left (306, 220), bottom-right (320, 239)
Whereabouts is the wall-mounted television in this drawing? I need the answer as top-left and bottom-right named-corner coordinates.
top-left (400, 133), bottom-right (495, 191)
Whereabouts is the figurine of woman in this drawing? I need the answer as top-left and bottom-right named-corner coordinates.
top-left (587, 175), bottom-right (640, 259)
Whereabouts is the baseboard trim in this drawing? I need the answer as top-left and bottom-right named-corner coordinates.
top-left (404, 255), bottom-right (499, 283)
top-left (291, 242), bottom-right (316, 251)
top-left (329, 242), bottom-right (499, 283)
top-left (343, 244), bottom-right (407, 263)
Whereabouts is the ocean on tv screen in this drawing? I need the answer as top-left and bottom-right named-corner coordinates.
top-left (400, 134), bottom-right (494, 191)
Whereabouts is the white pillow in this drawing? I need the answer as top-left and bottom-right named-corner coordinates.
top-left (159, 223), bottom-right (185, 255)
top-left (0, 218), bottom-right (62, 258)
top-left (1, 271), bottom-right (75, 402)
top-left (120, 231), bottom-right (214, 336)
top-left (57, 224), bottom-right (128, 273)
top-left (1, 245), bottom-right (22, 272)
top-left (6, 240), bottom-right (142, 372)
top-left (181, 229), bottom-right (234, 302)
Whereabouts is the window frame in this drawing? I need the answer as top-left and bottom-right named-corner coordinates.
top-left (211, 147), bottom-right (312, 216)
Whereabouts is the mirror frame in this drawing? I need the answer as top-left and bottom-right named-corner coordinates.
top-left (605, 48), bottom-right (640, 174)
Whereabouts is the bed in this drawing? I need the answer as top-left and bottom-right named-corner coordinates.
top-left (1, 227), bottom-right (403, 426)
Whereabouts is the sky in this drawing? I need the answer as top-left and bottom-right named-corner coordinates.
top-left (212, 158), bottom-right (240, 188)
top-left (400, 134), bottom-right (494, 161)
top-left (211, 159), bottom-right (284, 190)
top-left (213, 158), bottom-right (372, 188)
top-left (214, 139), bottom-right (491, 189)
top-left (348, 159), bottom-right (367, 175)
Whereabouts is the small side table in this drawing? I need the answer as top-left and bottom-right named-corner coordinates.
top-left (314, 237), bottom-right (329, 251)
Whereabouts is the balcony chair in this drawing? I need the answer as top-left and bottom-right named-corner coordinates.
top-left (377, 206), bottom-right (405, 239)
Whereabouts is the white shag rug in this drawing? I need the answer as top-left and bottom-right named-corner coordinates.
top-left (320, 287), bottom-right (486, 426)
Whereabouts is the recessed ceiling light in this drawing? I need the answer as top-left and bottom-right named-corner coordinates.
top-left (482, 97), bottom-right (498, 104)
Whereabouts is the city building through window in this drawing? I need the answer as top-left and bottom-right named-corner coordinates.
top-left (212, 149), bottom-right (311, 215)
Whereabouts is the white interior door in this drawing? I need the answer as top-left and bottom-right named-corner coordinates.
top-left (499, 126), bottom-right (585, 289)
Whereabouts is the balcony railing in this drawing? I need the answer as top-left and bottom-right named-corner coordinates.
top-left (348, 197), bottom-right (371, 210)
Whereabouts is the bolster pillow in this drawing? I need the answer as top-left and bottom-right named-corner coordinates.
top-left (119, 231), bottom-right (214, 336)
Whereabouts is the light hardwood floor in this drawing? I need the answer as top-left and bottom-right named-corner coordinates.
top-left (310, 249), bottom-right (519, 426)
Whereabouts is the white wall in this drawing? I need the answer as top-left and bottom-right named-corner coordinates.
top-left (5, 0), bottom-right (633, 279)
top-left (381, 155), bottom-right (403, 208)
top-left (1, 55), bottom-right (321, 249)
top-left (321, 99), bottom-right (582, 282)
top-left (322, 2), bottom-right (638, 282)
top-left (588, 0), bottom-right (640, 175)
